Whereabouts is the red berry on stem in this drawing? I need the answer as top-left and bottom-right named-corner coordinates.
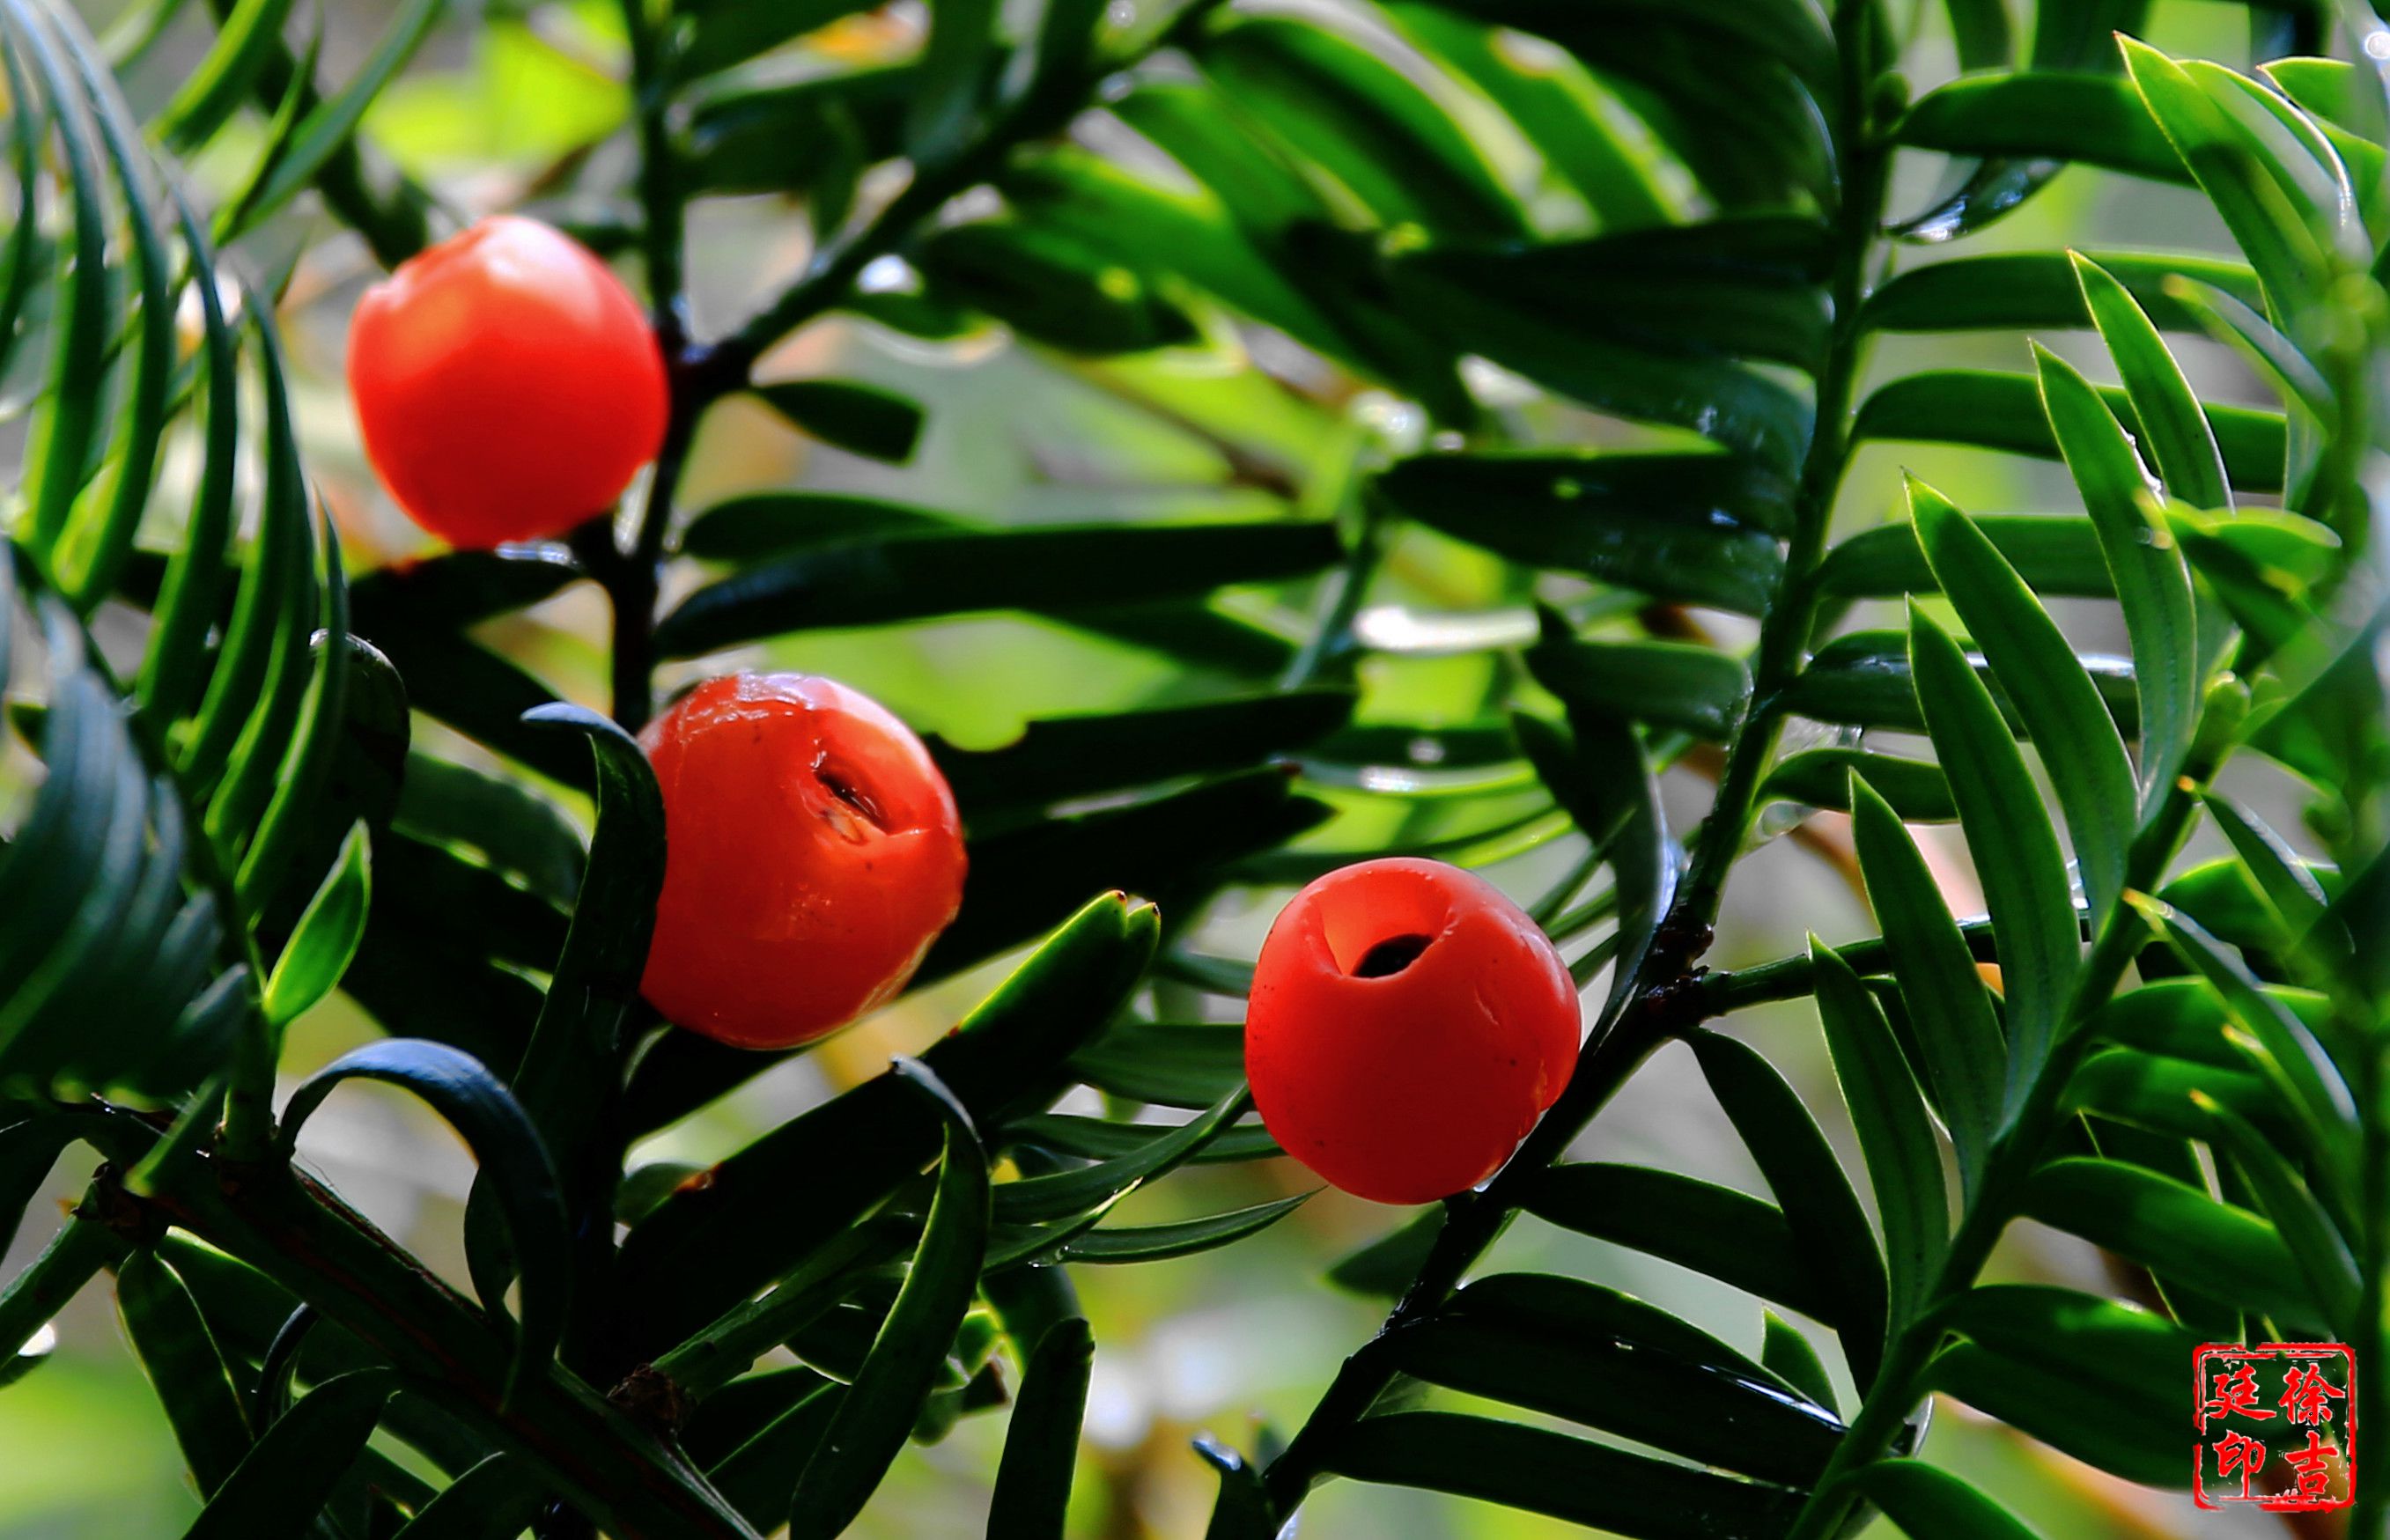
top-left (1245, 857), bottom-right (1579, 1205)
top-left (347, 214), bottom-right (668, 549)
top-left (639, 673), bottom-right (968, 1050)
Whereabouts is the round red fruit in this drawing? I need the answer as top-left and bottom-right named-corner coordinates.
top-left (1245, 857), bottom-right (1579, 1205)
top-left (347, 215), bottom-right (668, 549)
top-left (639, 673), bottom-right (968, 1050)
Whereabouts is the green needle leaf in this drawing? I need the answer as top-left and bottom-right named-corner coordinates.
top-left (234, 507), bottom-right (351, 916)
top-left (1819, 515), bottom-right (2114, 601)
top-left (2197, 1094), bottom-right (2361, 1325)
top-left (2165, 276), bottom-right (2336, 422)
top-left (2122, 41), bottom-right (2338, 319)
top-left (1810, 939), bottom-right (1950, 1337)
top-left (1849, 1459), bottom-right (2047, 1539)
top-left (751, 379), bottom-right (926, 464)
top-left (1381, 1272), bottom-right (1845, 1485)
top-left (219, 0), bottom-right (446, 243)
top-left (7, 0), bottom-right (108, 569)
top-left (154, 0), bottom-right (296, 149)
top-left (136, 192), bottom-right (242, 729)
top-left (1518, 1163), bottom-right (1846, 1330)
top-left (54, 33), bottom-right (173, 614)
top-left (1054, 1191), bottom-right (1312, 1264)
top-left (1763, 750), bottom-right (1955, 822)
top-left (1759, 1311), bottom-right (1838, 1416)
top-left (1861, 249), bottom-right (2257, 335)
top-left (1526, 638), bottom-right (1752, 740)
top-left (2032, 343), bottom-right (2203, 801)
top-left (262, 822), bottom-right (371, 1028)
top-left (2137, 895), bottom-right (2356, 1133)
top-left (2070, 255), bottom-right (2231, 509)
top-left (1317, 1411), bottom-right (1805, 1536)
top-left (2199, 792), bottom-right (2334, 944)
top-left (182, 1370), bottom-right (397, 1540)
top-left (1195, 1436), bottom-right (1272, 1540)
top-left (279, 1042), bottom-right (569, 1404)
top-left (1929, 1285), bottom-right (2201, 1489)
top-left (387, 1455), bottom-right (544, 1539)
top-left (116, 1250), bottom-right (254, 1495)
top-left (1686, 1029), bottom-right (1887, 1386)
top-left (1513, 704), bottom-right (1673, 1031)
top-left (1383, 4), bottom-right (1671, 228)
top-left (654, 522), bottom-right (1340, 659)
top-left (1848, 776), bottom-right (2003, 1200)
top-left (986, 1318), bottom-right (1094, 1539)
top-left (1894, 71), bottom-right (2185, 182)
top-left (503, 704), bottom-right (665, 1218)
top-left (1908, 476), bottom-right (2136, 919)
top-left (2136, 894), bottom-right (2358, 1225)
top-left (786, 1058), bottom-right (990, 1540)
top-left (993, 1087), bottom-right (1250, 1225)
top-left (618, 894), bottom-right (1154, 1356)
top-left (1065, 1023), bottom-right (1243, 1110)
top-left (2025, 1159), bottom-right (2325, 1329)
top-left (1378, 449), bottom-right (1793, 553)
top-left (904, 0), bottom-right (995, 163)
top-left (1201, 17), bottom-right (1526, 239)
top-left (391, 752), bottom-right (586, 908)
top-left (1907, 607), bottom-right (2081, 1117)
top-left (1852, 369), bottom-right (2285, 494)
top-left (181, 311), bottom-right (310, 804)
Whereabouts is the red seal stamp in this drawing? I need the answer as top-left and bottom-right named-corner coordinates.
top-left (2194, 1344), bottom-right (2357, 1511)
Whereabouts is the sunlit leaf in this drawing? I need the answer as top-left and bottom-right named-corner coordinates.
top-left (262, 822), bottom-right (371, 1028)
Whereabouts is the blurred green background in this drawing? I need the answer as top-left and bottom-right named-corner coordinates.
top-left (0, 0), bottom-right (2322, 1534)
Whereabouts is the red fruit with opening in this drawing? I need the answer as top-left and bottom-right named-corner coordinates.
top-left (639, 672), bottom-right (968, 1050)
top-left (1244, 857), bottom-right (1579, 1205)
top-left (348, 214), bottom-right (668, 549)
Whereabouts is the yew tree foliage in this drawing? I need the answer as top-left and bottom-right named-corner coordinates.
top-left (0, 0), bottom-right (2387, 1535)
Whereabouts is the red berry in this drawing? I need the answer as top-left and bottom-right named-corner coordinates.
top-left (1244, 858), bottom-right (1579, 1205)
top-left (347, 215), bottom-right (668, 549)
top-left (639, 673), bottom-right (968, 1050)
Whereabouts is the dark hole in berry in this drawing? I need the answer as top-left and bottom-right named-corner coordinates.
top-left (815, 765), bottom-right (889, 831)
top-left (1352, 933), bottom-right (1433, 978)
